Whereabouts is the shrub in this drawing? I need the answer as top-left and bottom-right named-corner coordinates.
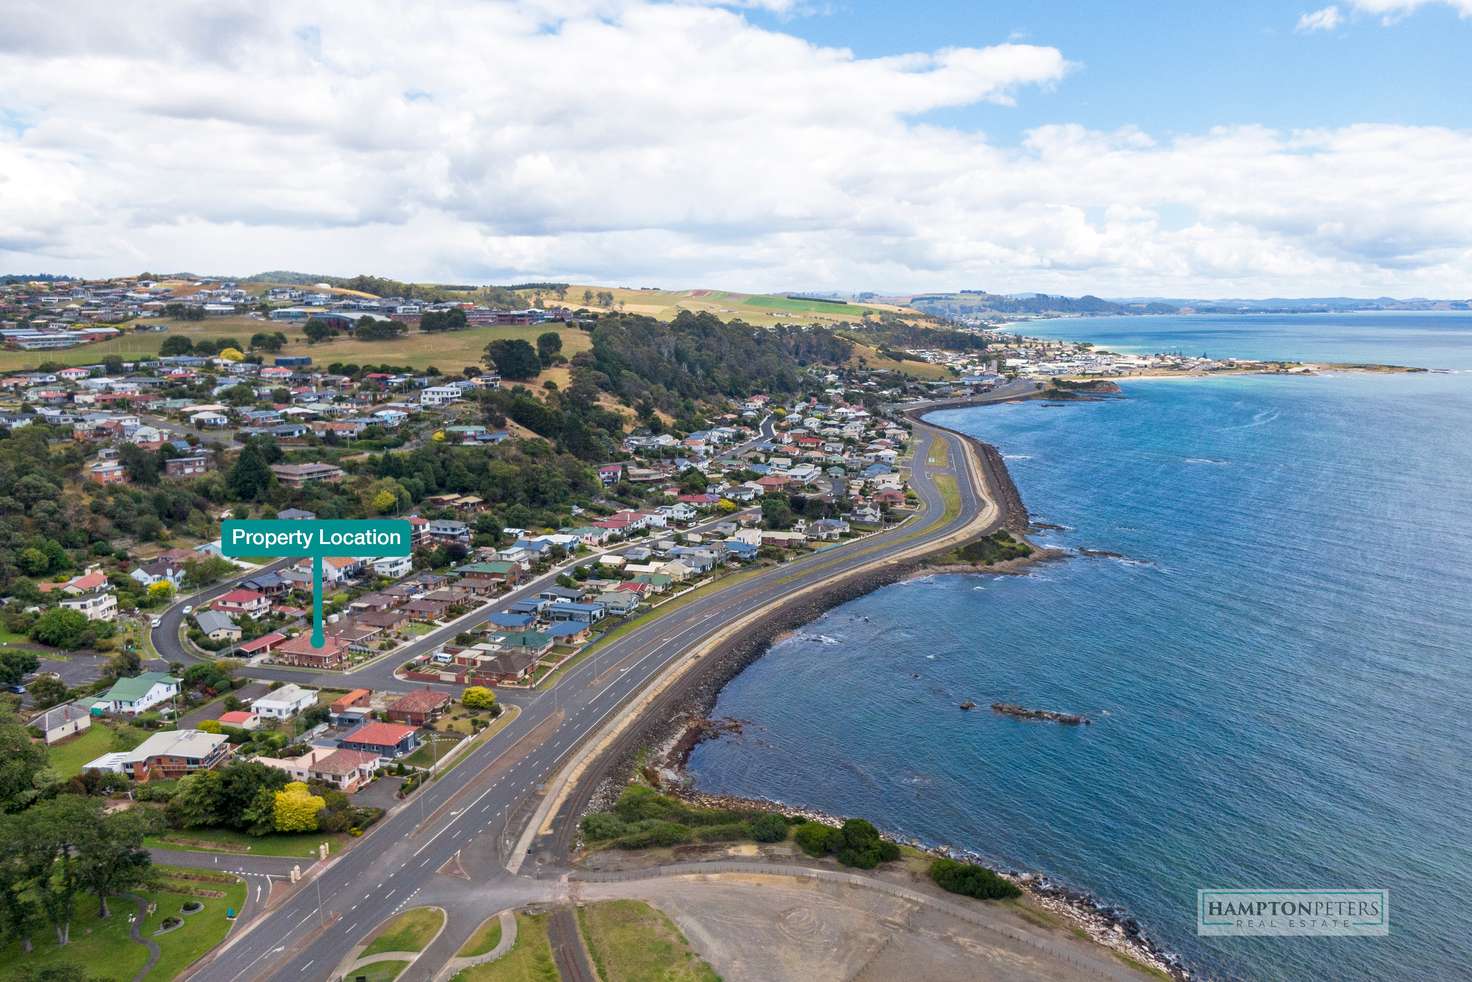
top-left (749, 813), bottom-right (789, 843)
top-left (694, 822), bottom-right (750, 843)
top-left (929, 858), bottom-right (1021, 900)
top-left (581, 812), bottom-right (628, 841)
top-left (615, 820), bottom-right (691, 849)
top-left (794, 822), bottom-right (838, 857)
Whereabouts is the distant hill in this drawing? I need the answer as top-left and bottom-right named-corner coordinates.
top-left (906, 291), bottom-right (1179, 321)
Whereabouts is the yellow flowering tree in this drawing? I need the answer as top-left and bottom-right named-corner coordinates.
top-left (273, 781), bottom-right (326, 833)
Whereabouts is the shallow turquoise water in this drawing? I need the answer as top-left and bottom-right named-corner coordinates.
top-left (688, 316), bottom-right (1472, 980)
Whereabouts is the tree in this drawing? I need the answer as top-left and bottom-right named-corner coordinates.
top-left (929, 858), bottom-right (1021, 900)
top-left (0, 815), bottom-right (43, 952)
top-left (371, 489), bottom-right (398, 514)
top-left (760, 494), bottom-right (795, 530)
top-left (273, 782), bottom-right (325, 832)
top-left (303, 318), bottom-right (335, 344)
top-left (420, 308), bottom-right (467, 333)
top-left (483, 339), bottom-right (540, 380)
top-left (227, 440), bottom-right (274, 501)
top-left (159, 335), bottom-right (193, 356)
top-left (749, 813), bottom-right (788, 843)
top-left (249, 332), bottom-right (286, 352)
top-left (462, 686), bottom-right (497, 711)
top-left (166, 771), bottom-right (224, 829)
top-left (26, 796), bottom-right (95, 945)
top-left (354, 318), bottom-right (407, 341)
top-left (74, 807), bottom-right (156, 919)
top-left (833, 818), bottom-right (898, 869)
top-left (793, 821), bottom-right (838, 858)
top-left (29, 608), bottom-right (90, 650)
top-left (183, 555), bottom-right (237, 587)
top-left (218, 347), bottom-right (245, 362)
top-left (0, 650), bottom-right (38, 686)
top-left (536, 331), bottom-right (563, 366)
top-left (145, 580), bottom-right (174, 606)
top-left (28, 675), bottom-right (68, 710)
top-left (118, 443), bottom-right (160, 485)
top-left (0, 712), bottom-right (50, 812)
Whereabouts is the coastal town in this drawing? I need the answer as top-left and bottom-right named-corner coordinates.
top-left (0, 268), bottom-right (1202, 981)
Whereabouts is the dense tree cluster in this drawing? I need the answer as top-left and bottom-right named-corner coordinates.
top-left (585, 311), bottom-right (850, 411)
top-left (419, 308), bottom-right (468, 333)
top-left (483, 338), bottom-right (540, 379)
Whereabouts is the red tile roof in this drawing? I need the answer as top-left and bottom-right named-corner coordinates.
top-left (342, 721), bottom-right (418, 747)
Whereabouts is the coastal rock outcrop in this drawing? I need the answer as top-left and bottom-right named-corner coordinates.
top-left (991, 703), bottom-right (1092, 725)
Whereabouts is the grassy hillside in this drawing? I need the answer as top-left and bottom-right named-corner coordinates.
top-left (525, 284), bottom-right (913, 327)
top-left (0, 315), bottom-right (589, 374)
top-left (1, 280), bottom-right (925, 372)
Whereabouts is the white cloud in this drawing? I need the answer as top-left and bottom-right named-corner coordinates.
top-left (1347, 0), bottom-right (1472, 22)
top-left (1296, 5), bottom-right (1344, 31)
top-left (0, 0), bottom-right (1469, 297)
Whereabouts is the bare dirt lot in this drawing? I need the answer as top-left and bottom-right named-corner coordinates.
top-left (577, 871), bottom-right (1150, 982)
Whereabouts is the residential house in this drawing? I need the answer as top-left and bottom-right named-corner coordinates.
top-left (338, 721), bottom-right (421, 758)
top-left (164, 455), bottom-right (208, 478)
top-left (60, 591), bottom-right (117, 622)
top-left (272, 634), bottom-right (350, 669)
top-left (216, 710), bottom-right (261, 731)
top-left (385, 688), bottom-right (452, 726)
top-left (255, 747), bottom-right (380, 793)
top-left (35, 702), bottom-right (91, 744)
top-left (329, 688), bottom-right (373, 725)
top-left (212, 588), bottom-right (270, 617)
top-left (86, 729), bottom-right (229, 782)
top-left (194, 609), bottom-right (241, 642)
top-left (252, 683), bottom-right (318, 719)
top-left (269, 462), bottom-right (344, 487)
top-left (372, 555), bottom-right (413, 579)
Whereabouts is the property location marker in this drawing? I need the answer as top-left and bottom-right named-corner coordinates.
top-left (220, 519), bottom-right (413, 649)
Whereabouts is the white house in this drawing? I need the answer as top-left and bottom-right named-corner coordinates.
top-left (372, 555), bottom-right (413, 579)
top-left (252, 683), bottom-right (318, 720)
top-left (36, 702), bottom-right (91, 744)
top-left (95, 672), bottom-right (180, 716)
top-left (420, 386), bottom-right (462, 407)
top-left (60, 591), bottom-right (117, 622)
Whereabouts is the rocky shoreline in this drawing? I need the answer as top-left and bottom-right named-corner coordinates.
top-left (579, 407), bottom-right (1197, 981)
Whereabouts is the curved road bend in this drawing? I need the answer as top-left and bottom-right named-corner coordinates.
top-left (181, 413), bottom-right (996, 982)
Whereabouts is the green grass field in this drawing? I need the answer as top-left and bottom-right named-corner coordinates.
top-left (144, 826), bottom-right (346, 858)
top-left (361, 907), bottom-right (445, 957)
top-left (451, 912), bottom-right (557, 982)
top-left (0, 865), bottom-right (245, 981)
top-left (577, 900), bottom-right (720, 982)
top-left (457, 914), bottom-right (504, 957)
top-left (742, 293), bottom-right (874, 316)
top-left (352, 960), bottom-right (410, 981)
top-left (0, 316), bottom-right (590, 375)
top-left (47, 722), bottom-right (147, 778)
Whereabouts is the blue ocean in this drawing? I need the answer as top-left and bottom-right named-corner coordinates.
top-left (688, 314), bottom-right (1472, 980)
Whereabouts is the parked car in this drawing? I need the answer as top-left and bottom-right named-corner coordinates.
top-left (150, 616), bottom-right (163, 628)
top-left (182, 605), bottom-right (193, 614)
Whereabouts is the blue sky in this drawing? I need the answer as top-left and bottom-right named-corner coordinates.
top-left (1, 0), bottom-right (1470, 296)
top-left (751, 0), bottom-right (1470, 141)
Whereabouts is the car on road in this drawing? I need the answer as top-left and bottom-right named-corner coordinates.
top-left (5, 684), bottom-right (25, 695)
top-left (150, 616), bottom-right (163, 628)
top-left (182, 605), bottom-right (193, 614)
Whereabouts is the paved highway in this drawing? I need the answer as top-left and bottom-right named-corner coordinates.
top-left (181, 410), bottom-right (996, 982)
